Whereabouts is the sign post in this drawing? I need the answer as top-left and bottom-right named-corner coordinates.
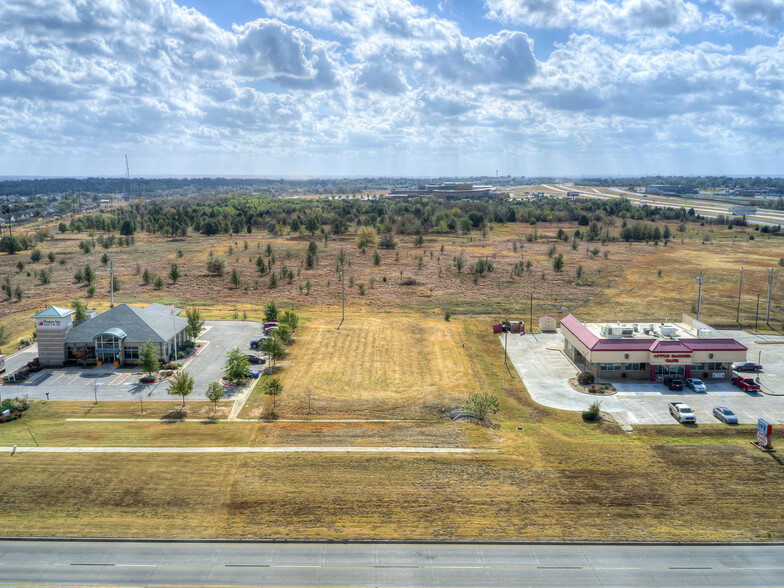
top-left (753, 418), bottom-right (774, 452)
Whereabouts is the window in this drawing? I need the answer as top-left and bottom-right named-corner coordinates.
top-left (707, 362), bottom-right (727, 371)
top-left (124, 346), bottom-right (139, 360)
top-left (692, 363), bottom-right (704, 371)
top-left (625, 363), bottom-right (645, 371)
top-left (600, 363), bottom-right (621, 371)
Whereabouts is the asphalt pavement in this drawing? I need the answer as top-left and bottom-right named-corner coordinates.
top-left (0, 541), bottom-right (781, 587)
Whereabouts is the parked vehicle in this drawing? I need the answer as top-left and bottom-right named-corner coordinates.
top-left (262, 322), bottom-right (279, 331)
top-left (0, 354), bottom-right (5, 374)
top-left (246, 369), bottom-right (260, 378)
top-left (263, 326), bottom-right (279, 336)
top-left (731, 374), bottom-right (760, 392)
top-left (712, 406), bottom-right (738, 424)
top-left (245, 354), bottom-right (266, 364)
top-left (663, 377), bottom-right (684, 391)
top-left (669, 401), bottom-right (696, 424)
top-left (249, 336), bottom-right (270, 350)
top-left (685, 378), bottom-right (707, 392)
top-left (732, 361), bottom-right (762, 372)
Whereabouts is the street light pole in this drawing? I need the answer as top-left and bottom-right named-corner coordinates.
top-left (504, 317), bottom-right (508, 365)
top-left (755, 294), bottom-right (760, 332)
top-left (736, 266), bottom-right (743, 324)
top-left (696, 270), bottom-right (703, 321)
top-left (107, 261), bottom-right (114, 308)
top-left (337, 269), bottom-right (345, 331)
top-left (766, 268), bottom-right (774, 324)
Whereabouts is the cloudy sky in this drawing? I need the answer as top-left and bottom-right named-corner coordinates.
top-left (1, 0), bottom-right (783, 178)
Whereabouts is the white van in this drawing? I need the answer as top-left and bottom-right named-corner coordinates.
top-left (0, 354), bottom-right (6, 374)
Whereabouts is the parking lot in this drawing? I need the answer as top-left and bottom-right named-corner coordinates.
top-left (504, 329), bottom-right (784, 427)
top-left (3, 321), bottom-right (263, 402)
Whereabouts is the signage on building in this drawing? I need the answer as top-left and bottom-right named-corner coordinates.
top-left (712, 372), bottom-right (725, 378)
top-left (731, 206), bottom-right (757, 216)
top-left (652, 353), bottom-right (692, 363)
top-left (36, 319), bottom-right (63, 329)
top-left (757, 419), bottom-right (773, 447)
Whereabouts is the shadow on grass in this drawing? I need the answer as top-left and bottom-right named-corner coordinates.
top-left (161, 409), bottom-right (187, 422)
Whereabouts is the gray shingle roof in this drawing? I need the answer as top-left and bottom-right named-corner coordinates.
top-left (65, 303), bottom-right (187, 344)
top-left (31, 306), bottom-right (74, 319)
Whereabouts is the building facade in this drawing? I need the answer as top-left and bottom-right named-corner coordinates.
top-left (560, 314), bottom-right (747, 382)
top-left (33, 303), bottom-right (188, 367)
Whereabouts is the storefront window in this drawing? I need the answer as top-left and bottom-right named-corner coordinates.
top-left (625, 363), bottom-right (646, 371)
top-left (124, 346), bottom-right (139, 360)
top-left (600, 363), bottom-right (622, 371)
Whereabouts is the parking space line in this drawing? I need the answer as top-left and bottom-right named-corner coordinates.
top-left (67, 374), bottom-right (81, 385)
top-left (110, 373), bottom-right (132, 386)
top-left (47, 373), bottom-right (66, 386)
top-left (645, 409), bottom-right (661, 424)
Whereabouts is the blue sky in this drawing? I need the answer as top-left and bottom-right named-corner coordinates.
top-left (1, 0), bottom-right (783, 178)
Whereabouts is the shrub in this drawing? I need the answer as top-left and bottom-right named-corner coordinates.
top-left (582, 400), bottom-right (601, 421)
top-left (577, 371), bottom-right (594, 385)
top-left (444, 311), bottom-right (451, 321)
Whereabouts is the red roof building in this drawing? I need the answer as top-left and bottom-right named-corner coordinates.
top-left (559, 314), bottom-right (747, 382)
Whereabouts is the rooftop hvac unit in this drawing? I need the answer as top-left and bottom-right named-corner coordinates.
top-left (660, 325), bottom-right (677, 337)
top-left (697, 328), bottom-right (713, 338)
top-left (621, 327), bottom-right (634, 337)
top-left (600, 325), bottom-right (609, 337)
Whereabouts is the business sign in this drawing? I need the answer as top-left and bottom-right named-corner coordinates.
top-left (757, 418), bottom-right (773, 447)
top-left (36, 318), bottom-right (63, 330)
top-left (652, 353), bottom-right (692, 364)
top-left (731, 206), bottom-right (757, 216)
top-left (711, 372), bottom-right (726, 378)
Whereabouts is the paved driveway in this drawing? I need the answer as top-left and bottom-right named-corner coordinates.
top-left (2, 321), bottom-right (263, 402)
top-left (503, 331), bottom-right (784, 427)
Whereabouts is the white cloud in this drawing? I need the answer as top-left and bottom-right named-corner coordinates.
top-left (485, 0), bottom-right (703, 34)
top-left (720, 0), bottom-right (784, 25)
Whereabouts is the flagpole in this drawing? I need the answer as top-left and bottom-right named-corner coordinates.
top-left (171, 305), bottom-right (177, 365)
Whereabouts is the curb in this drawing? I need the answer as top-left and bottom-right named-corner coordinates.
top-left (0, 537), bottom-right (782, 546)
top-left (5, 343), bottom-right (38, 361)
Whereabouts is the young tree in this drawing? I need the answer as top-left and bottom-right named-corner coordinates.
top-left (206, 256), bottom-right (227, 276)
top-left (356, 226), bottom-right (378, 249)
top-left (71, 298), bottom-right (88, 323)
top-left (305, 216), bottom-right (320, 235)
top-left (169, 263), bottom-right (181, 283)
top-left (167, 370), bottom-right (194, 409)
top-left (230, 267), bottom-right (242, 288)
top-left (281, 309), bottom-right (299, 331)
top-left (305, 280), bottom-right (312, 295)
top-left (274, 324), bottom-right (293, 345)
top-left (138, 340), bottom-right (159, 379)
top-left (0, 235), bottom-right (23, 254)
top-left (30, 249), bottom-right (42, 262)
top-left (83, 264), bottom-right (95, 285)
top-left (101, 252), bottom-right (109, 266)
top-left (142, 268), bottom-right (151, 284)
top-left (185, 308), bottom-right (205, 340)
top-left (256, 256), bottom-right (266, 274)
top-left (223, 347), bottom-right (251, 383)
top-left (453, 252), bottom-right (466, 274)
top-left (463, 391), bottom-right (500, 423)
top-left (552, 253), bottom-right (564, 272)
top-left (154, 275), bottom-right (165, 289)
top-left (205, 381), bottom-right (225, 416)
top-left (373, 250), bottom-right (381, 265)
top-left (0, 325), bottom-right (10, 353)
top-left (264, 378), bottom-right (283, 410)
top-left (264, 300), bottom-right (279, 322)
top-left (47, 251), bottom-right (55, 263)
top-left (13, 284), bottom-right (22, 302)
top-left (58, 222), bottom-right (68, 233)
top-left (259, 337), bottom-right (286, 372)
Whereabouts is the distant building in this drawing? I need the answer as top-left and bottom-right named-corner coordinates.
top-left (645, 184), bottom-right (687, 196)
top-left (32, 303), bottom-right (188, 367)
top-left (388, 182), bottom-right (495, 200)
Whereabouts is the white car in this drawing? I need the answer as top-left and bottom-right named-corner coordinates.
top-left (685, 378), bottom-right (707, 393)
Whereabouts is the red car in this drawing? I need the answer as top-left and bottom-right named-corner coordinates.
top-left (262, 322), bottom-right (279, 331)
top-left (245, 354), bottom-right (266, 364)
top-left (731, 374), bottom-right (760, 392)
top-left (732, 362), bottom-right (762, 372)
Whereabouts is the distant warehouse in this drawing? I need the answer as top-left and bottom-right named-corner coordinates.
top-left (32, 303), bottom-right (188, 367)
top-left (388, 182), bottom-right (496, 200)
top-left (560, 314), bottom-right (747, 382)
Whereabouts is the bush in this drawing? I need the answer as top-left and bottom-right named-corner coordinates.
top-left (582, 400), bottom-right (601, 421)
top-left (577, 371), bottom-right (595, 385)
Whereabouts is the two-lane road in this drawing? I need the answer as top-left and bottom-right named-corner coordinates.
top-left (0, 540), bottom-right (782, 587)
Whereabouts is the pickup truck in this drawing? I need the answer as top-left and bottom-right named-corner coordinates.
top-left (669, 401), bottom-right (696, 424)
top-left (731, 374), bottom-right (760, 392)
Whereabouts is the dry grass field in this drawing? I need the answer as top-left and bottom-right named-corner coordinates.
top-left (1, 211), bottom-right (784, 541)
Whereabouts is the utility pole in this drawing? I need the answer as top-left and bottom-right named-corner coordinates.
top-left (504, 317), bottom-right (508, 365)
top-left (337, 268), bottom-right (345, 330)
top-left (530, 293), bottom-right (533, 333)
top-left (696, 270), bottom-right (703, 321)
top-left (736, 267), bottom-right (743, 324)
top-left (755, 294), bottom-right (760, 332)
top-left (107, 261), bottom-right (114, 308)
top-left (766, 268), bottom-right (774, 324)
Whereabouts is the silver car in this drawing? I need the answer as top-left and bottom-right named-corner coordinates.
top-left (713, 406), bottom-right (738, 424)
top-left (685, 378), bottom-right (707, 392)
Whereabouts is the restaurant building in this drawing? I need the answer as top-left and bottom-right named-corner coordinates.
top-left (560, 314), bottom-right (747, 381)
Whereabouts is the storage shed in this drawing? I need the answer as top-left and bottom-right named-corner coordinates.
top-left (539, 316), bottom-right (557, 332)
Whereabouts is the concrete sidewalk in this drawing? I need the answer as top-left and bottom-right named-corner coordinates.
top-left (4, 446), bottom-right (479, 454)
